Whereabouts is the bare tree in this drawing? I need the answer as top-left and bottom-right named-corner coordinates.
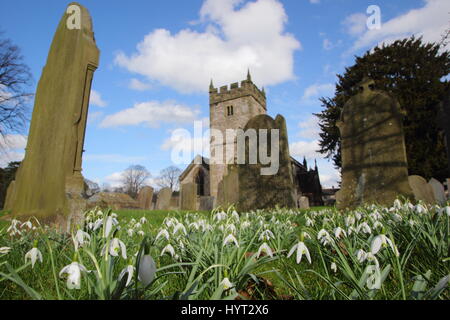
top-left (156, 166), bottom-right (182, 191)
top-left (121, 165), bottom-right (151, 198)
top-left (0, 32), bottom-right (33, 149)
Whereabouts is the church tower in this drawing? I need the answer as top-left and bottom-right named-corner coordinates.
top-left (209, 71), bottom-right (267, 198)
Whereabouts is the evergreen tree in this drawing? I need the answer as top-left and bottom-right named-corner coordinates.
top-left (315, 37), bottom-right (450, 181)
top-left (0, 161), bottom-right (20, 209)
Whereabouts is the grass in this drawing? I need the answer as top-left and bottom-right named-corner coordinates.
top-left (0, 203), bottom-right (448, 300)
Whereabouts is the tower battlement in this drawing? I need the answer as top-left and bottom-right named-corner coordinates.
top-left (209, 73), bottom-right (266, 110)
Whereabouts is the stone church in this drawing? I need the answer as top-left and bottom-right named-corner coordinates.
top-left (179, 71), bottom-right (323, 210)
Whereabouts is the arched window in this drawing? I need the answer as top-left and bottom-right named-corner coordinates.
top-left (195, 170), bottom-right (205, 196)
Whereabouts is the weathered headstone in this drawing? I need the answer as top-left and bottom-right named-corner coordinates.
top-left (199, 196), bottom-right (214, 211)
top-left (408, 176), bottom-right (435, 204)
top-left (237, 114), bottom-right (297, 211)
top-left (428, 178), bottom-right (446, 205)
top-left (180, 183), bottom-right (197, 211)
top-left (87, 193), bottom-right (140, 210)
top-left (299, 196), bottom-right (310, 210)
top-left (170, 196), bottom-right (180, 210)
top-left (336, 77), bottom-right (413, 209)
top-left (4, 181), bottom-right (16, 211)
top-left (216, 165), bottom-right (239, 209)
top-left (4, 3), bottom-right (100, 231)
top-left (156, 188), bottom-right (172, 210)
top-left (137, 186), bottom-right (154, 210)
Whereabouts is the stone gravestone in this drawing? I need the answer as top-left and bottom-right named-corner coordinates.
top-left (336, 77), bottom-right (413, 209)
top-left (199, 197), bottom-right (215, 211)
top-left (156, 188), bottom-right (173, 210)
top-left (4, 3), bottom-right (100, 231)
top-left (237, 114), bottom-right (297, 212)
top-left (180, 183), bottom-right (197, 211)
top-left (428, 178), bottom-right (446, 205)
top-left (137, 186), bottom-right (154, 210)
top-left (408, 176), bottom-right (435, 204)
top-left (216, 165), bottom-right (239, 209)
top-left (4, 181), bottom-right (16, 211)
top-left (299, 196), bottom-right (310, 210)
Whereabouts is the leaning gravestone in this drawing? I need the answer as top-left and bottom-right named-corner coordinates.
top-left (180, 183), bottom-right (197, 211)
top-left (137, 186), bottom-right (154, 210)
top-left (216, 165), bottom-right (239, 208)
top-left (336, 77), bottom-right (413, 209)
top-left (428, 178), bottom-right (446, 205)
top-left (4, 3), bottom-right (100, 231)
top-left (237, 114), bottom-right (297, 211)
top-left (408, 176), bottom-right (435, 204)
top-left (299, 196), bottom-right (310, 210)
top-left (155, 188), bottom-right (172, 210)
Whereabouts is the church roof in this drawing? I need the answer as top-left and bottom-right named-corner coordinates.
top-left (179, 155), bottom-right (210, 182)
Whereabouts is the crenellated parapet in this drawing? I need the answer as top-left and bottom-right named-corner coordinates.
top-left (209, 74), bottom-right (266, 110)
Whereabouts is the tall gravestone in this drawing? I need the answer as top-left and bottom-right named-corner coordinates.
top-left (180, 183), bottom-right (197, 211)
top-left (137, 186), bottom-right (154, 210)
top-left (5, 3), bottom-right (100, 230)
top-left (216, 165), bottom-right (239, 209)
top-left (155, 188), bottom-right (173, 210)
top-left (237, 114), bottom-right (297, 211)
top-left (336, 78), bottom-right (413, 209)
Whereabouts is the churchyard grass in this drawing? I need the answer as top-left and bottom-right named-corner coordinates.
top-left (0, 201), bottom-right (449, 300)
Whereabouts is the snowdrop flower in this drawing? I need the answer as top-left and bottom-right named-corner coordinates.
top-left (373, 221), bottom-right (383, 230)
top-left (347, 226), bottom-right (356, 236)
top-left (415, 204), bottom-right (426, 214)
top-left (371, 234), bottom-right (399, 257)
top-left (223, 234), bottom-right (239, 248)
top-left (21, 221), bottom-right (33, 230)
top-left (302, 231), bottom-right (311, 240)
top-left (331, 262), bottom-right (338, 273)
top-left (0, 247), bottom-right (11, 254)
top-left (214, 211), bottom-right (227, 221)
top-left (103, 216), bottom-right (119, 238)
top-left (334, 227), bottom-right (347, 239)
top-left (7, 219), bottom-right (21, 236)
top-left (140, 217), bottom-right (147, 224)
top-left (130, 218), bottom-right (137, 225)
top-left (134, 222), bottom-right (142, 229)
top-left (138, 254), bottom-right (156, 287)
top-left (317, 229), bottom-right (333, 246)
top-left (161, 244), bottom-right (176, 258)
top-left (355, 212), bottom-right (363, 221)
top-left (345, 216), bottom-right (355, 227)
top-left (189, 222), bottom-right (200, 231)
top-left (392, 213), bottom-right (403, 222)
top-left (119, 264), bottom-right (135, 287)
top-left (59, 261), bottom-right (88, 290)
top-left (137, 230), bottom-right (145, 237)
top-left (173, 223), bottom-right (187, 236)
top-left (225, 224), bottom-right (237, 234)
top-left (25, 242), bottom-right (43, 268)
top-left (259, 229), bottom-right (275, 241)
top-left (241, 221), bottom-right (251, 229)
top-left (256, 243), bottom-right (274, 258)
top-left (221, 277), bottom-right (234, 290)
top-left (93, 219), bottom-right (103, 231)
top-left (356, 249), bottom-right (367, 263)
top-left (102, 238), bottom-right (127, 259)
top-left (287, 241), bottom-right (311, 264)
top-left (444, 207), bottom-right (450, 217)
top-left (231, 211), bottom-right (240, 221)
top-left (155, 229), bottom-right (170, 242)
top-left (357, 222), bottom-right (372, 235)
top-left (111, 213), bottom-right (118, 219)
top-left (127, 228), bottom-right (134, 237)
top-left (306, 217), bottom-right (315, 227)
top-left (393, 199), bottom-right (402, 210)
top-left (73, 230), bottom-right (90, 250)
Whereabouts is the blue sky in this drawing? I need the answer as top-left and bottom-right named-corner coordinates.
top-left (1, 0), bottom-right (448, 189)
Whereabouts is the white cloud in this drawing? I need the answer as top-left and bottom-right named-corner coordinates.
top-left (300, 83), bottom-right (334, 106)
top-left (319, 169), bottom-right (341, 188)
top-left (115, 0), bottom-right (301, 93)
top-left (90, 90), bottom-right (107, 107)
top-left (0, 134), bottom-right (27, 168)
top-left (323, 38), bottom-right (334, 50)
top-left (342, 13), bottom-right (367, 36)
top-left (348, 0), bottom-right (450, 53)
top-left (161, 128), bottom-right (210, 159)
top-left (87, 111), bottom-right (104, 124)
top-left (129, 78), bottom-right (152, 91)
top-left (297, 116), bottom-right (320, 140)
top-left (100, 101), bottom-right (201, 128)
top-left (290, 140), bottom-right (321, 160)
